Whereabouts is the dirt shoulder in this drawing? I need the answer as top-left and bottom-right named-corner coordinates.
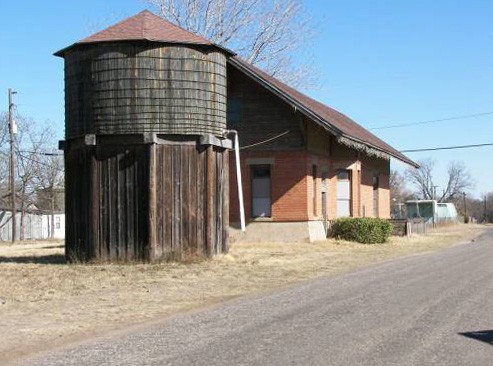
top-left (0, 224), bottom-right (487, 364)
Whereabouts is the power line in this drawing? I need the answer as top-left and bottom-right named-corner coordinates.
top-left (370, 111), bottom-right (493, 130)
top-left (17, 152), bottom-right (64, 171)
top-left (19, 150), bottom-right (62, 156)
top-left (401, 142), bottom-right (493, 153)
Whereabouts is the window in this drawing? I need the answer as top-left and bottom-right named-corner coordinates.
top-left (337, 170), bottom-right (349, 180)
top-left (336, 170), bottom-right (351, 217)
top-left (321, 170), bottom-right (328, 222)
top-left (312, 165), bottom-right (317, 216)
top-left (227, 97), bottom-right (241, 124)
top-left (55, 216), bottom-right (61, 229)
top-left (251, 165), bottom-right (271, 217)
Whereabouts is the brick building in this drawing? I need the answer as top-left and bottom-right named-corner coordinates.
top-left (227, 58), bottom-right (418, 242)
top-left (55, 10), bottom-right (417, 248)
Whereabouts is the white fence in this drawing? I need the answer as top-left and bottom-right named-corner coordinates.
top-left (0, 211), bottom-right (65, 241)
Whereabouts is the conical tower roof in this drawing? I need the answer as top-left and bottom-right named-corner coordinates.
top-left (55, 10), bottom-right (233, 56)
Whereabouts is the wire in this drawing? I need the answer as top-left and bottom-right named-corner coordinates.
top-left (17, 152), bottom-right (64, 171)
top-left (370, 111), bottom-right (493, 130)
top-left (401, 142), bottom-right (493, 153)
top-left (19, 150), bottom-right (62, 156)
top-left (240, 130), bottom-right (291, 150)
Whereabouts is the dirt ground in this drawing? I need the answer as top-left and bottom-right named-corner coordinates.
top-left (0, 224), bottom-right (486, 363)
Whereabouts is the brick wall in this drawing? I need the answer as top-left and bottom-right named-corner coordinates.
top-left (229, 150), bottom-right (310, 223)
top-left (360, 153), bottom-right (391, 219)
top-left (229, 143), bottom-right (392, 223)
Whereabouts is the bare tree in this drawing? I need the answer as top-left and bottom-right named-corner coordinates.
top-left (146, 0), bottom-right (316, 88)
top-left (0, 113), bottom-right (12, 233)
top-left (0, 113), bottom-right (10, 200)
top-left (389, 169), bottom-right (414, 218)
top-left (15, 123), bottom-right (59, 239)
top-left (406, 159), bottom-right (474, 203)
top-left (35, 151), bottom-right (64, 238)
top-left (390, 169), bottom-right (413, 202)
top-left (0, 112), bottom-right (64, 240)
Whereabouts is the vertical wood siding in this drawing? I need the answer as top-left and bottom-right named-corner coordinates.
top-left (65, 147), bottom-right (95, 262)
top-left (65, 145), bottom-right (149, 262)
top-left (96, 145), bottom-right (150, 261)
top-left (227, 65), bottom-right (305, 151)
top-left (65, 142), bottom-right (228, 262)
top-left (152, 144), bottom-right (228, 260)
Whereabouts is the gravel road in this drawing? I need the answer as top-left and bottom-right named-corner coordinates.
top-left (18, 228), bottom-right (493, 365)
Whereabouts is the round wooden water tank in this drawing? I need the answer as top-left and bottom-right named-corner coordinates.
top-left (63, 42), bottom-right (227, 138)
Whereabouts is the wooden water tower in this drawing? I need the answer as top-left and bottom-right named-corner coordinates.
top-left (55, 11), bottom-right (233, 262)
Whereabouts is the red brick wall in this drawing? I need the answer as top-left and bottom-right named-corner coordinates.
top-left (229, 151), bottom-right (310, 223)
top-left (230, 145), bottom-right (390, 222)
top-left (360, 154), bottom-right (391, 219)
top-left (229, 137), bottom-right (392, 223)
top-left (327, 141), bottom-right (391, 220)
top-left (272, 152), bottom-right (310, 221)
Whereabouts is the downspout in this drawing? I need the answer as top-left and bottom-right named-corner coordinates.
top-left (225, 130), bottom-right (246, 232)
top-left (357, 152), bottom-right (362, 217)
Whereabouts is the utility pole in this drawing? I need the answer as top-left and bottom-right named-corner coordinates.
top-left (484, 195), bottom-right (487, 223)
top-left (462, 192), bottom-right (467, 223)
top-left (8, 88), bottom-right (17, 242)
top-left (432, 185), bottom-right (439, 201)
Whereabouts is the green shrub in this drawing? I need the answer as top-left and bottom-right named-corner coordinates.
top-left (330, 217), bottom-right (393, 244)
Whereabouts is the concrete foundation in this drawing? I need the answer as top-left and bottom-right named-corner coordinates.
top-left (230, 221), bottom-right (328, 243)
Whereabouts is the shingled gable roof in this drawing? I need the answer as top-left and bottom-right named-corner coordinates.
top-left (54, 10), bottom-right (233, 56)
top-left (228, 57), bottom-right (418, 168)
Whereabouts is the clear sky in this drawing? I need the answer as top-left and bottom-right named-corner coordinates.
top-left (1, 1), bottom-right (492, 197)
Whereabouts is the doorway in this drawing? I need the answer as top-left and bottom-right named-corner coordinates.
top-left (336, 170), bottom-right (351, 217)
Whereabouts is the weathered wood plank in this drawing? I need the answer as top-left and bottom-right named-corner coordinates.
top-left (163, 145), bottom-right (173, 258)
top-left (91, 147), bottom-right (99, 259)
top-left (148, 143), bottom-right (157, 261)
top-left (196, 146), bottom-right (206, 256)
top-left (125, 148), bottom-right (135, 260)
top-left (206, 146), bottom-right (215, 257)
top-left (172, 145), bottom-right (181, 257)
top-left (188, 148), bottom-right (198, 255)
top-left (180, 147), bottom-right (190, 258)
top-left (65, 139), bottom-right (228, 262)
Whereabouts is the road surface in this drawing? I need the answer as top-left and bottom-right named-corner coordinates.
top-left (18, 228), bottom-right (493, 365)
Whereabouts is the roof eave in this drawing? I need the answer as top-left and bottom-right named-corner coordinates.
top-left (340, 134), bottom-right (420, 168)
top-left (54, 39), bottom-right (235, 58)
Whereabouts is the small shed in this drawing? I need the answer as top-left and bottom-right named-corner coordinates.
top-left (405, 200), bottom-right (459, 226)
top-left (436, 203), bottom-right (459, 224)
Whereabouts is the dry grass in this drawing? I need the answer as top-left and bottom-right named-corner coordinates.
top-left (0, 224), bottom-right (486, 363)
